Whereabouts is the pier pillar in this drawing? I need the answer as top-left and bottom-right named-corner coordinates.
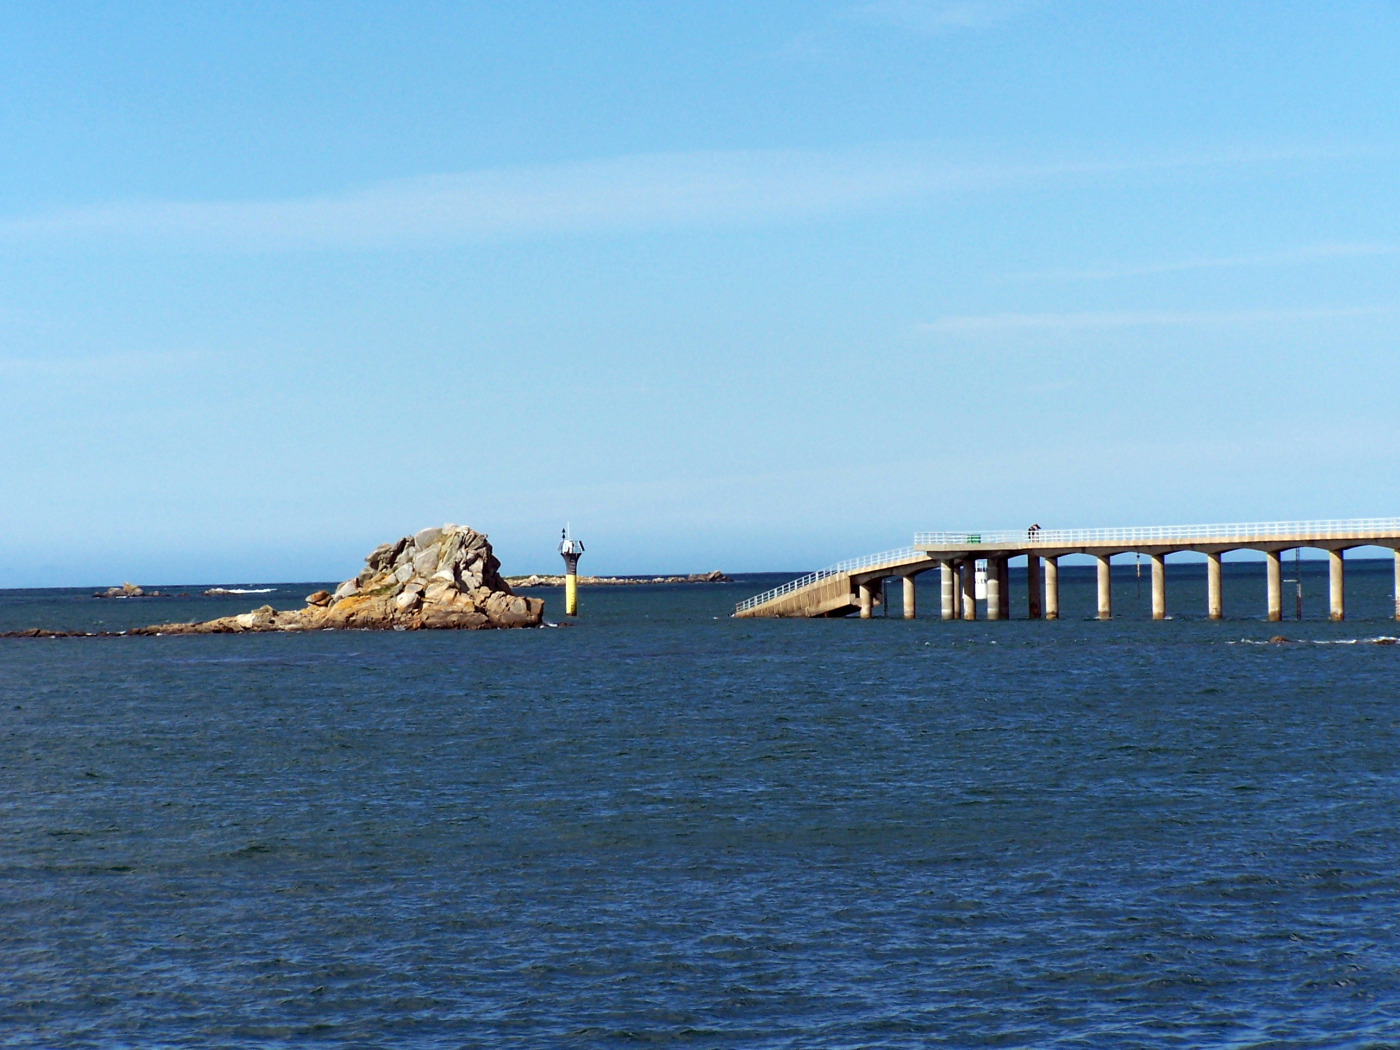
top-left (1150, 554), bottom-right (1166, 619)
top-left (940, 561), bottom-right (955, 621)
top-left (998, 559), bottom-right (1011, 619)
top-left (960, 560), bottom-right (977, 621)
top-left (1207, 552), bottom-right (1223, 620)
top-left (1044, 557), bottom-right (1060, 620)
top-left (1027, 556), bottom-right (1042, 619)
top-left (986, 559), bottom-right (1002, 620)
top-left (1096, 555), bottom-right (1112, 620)
top-left (1329, 549), bottom-right (1345, 621)
top-left (1266, 551), bottom-right (1282, 622)
top-left (1394, 550), bottom-right (1400, 621)
top-left (859, 579), bottom-right (876, 620)
top-left (903, 575), bottom-right (916, 620)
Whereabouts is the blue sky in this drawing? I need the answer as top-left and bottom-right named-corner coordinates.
top-left (2, 1), bottom-right (1398, 584)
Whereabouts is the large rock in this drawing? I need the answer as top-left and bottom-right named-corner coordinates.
top-left (131, 524), bottom-right (544, 634)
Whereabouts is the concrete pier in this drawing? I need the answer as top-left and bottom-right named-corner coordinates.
top-left (858, 579), bottom-right (876, 619)
top-left (734, 518), bottom-right (1400, 621)
top-left (1207, 553), bottom-right (1222, 620)
top-left (1150, 554), bottom-right (1166, 620)
top-left (1096, 555), bottom-right (1112, 620)
top-left (1329, 549), bottom-right (1345, 621)
top-left (903, 575), bottom-right (916, 619)
top-left (1266, 551), bottom-right (1282, 622)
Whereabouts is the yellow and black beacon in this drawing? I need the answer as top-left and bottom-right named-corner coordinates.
top-left (559, 525), bottom-right (584, 616)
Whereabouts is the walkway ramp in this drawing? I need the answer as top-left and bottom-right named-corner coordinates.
top-left (734, 547), bottom-right (934, 618)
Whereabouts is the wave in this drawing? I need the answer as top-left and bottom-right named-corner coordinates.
top-left (1233, 636), bottom-right (1399, 646)
top-left (202, 587), bottom-right (277, 595)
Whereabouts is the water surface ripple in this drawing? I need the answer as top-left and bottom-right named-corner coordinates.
top-left (2, 565), bottom-right (1399, 1047)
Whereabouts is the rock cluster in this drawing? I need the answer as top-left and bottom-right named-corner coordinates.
top-left (508, 570), bottom-right (730, 587)
top-left (131, 525), bottom-right (543, 634)
top-left (94, 582), bottom-right (168, 598)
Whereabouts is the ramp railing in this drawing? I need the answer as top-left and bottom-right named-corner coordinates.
top-left (734, 546), bottom-right (923, 615)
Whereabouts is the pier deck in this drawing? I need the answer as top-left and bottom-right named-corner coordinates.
top-left (735, 518), bottom-right (1400, 622)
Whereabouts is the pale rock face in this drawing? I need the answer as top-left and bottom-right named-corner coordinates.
top-left (412, 546), bottom-right (440, 575)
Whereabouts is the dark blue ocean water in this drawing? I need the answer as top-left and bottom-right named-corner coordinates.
top-left (3, 560), bottom-right (1400, 1048)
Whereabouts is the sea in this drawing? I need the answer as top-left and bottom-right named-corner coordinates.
top-left (2, 558), bottom-right (1399, 1048)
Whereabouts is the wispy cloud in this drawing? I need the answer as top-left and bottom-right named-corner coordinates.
top-left (845, 0), bottom-right (1043, 34)
top-left (0, 349), bottom-right (210, 377)
top-left (920, 305), bottom-right (1398, 334)
top-left (782, 0), bottom-right (1042, 57)
top-left (1, 147), bottom-right (983, 250)
top-left (0, 143), bottom-right (1367, 252)
top-left (1016, 242), bottom-right (1399, 281)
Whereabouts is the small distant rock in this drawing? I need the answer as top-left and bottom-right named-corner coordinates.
top-left (1268, 635), bottom-right (1289, 644)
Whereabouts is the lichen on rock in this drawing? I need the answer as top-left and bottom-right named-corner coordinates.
top-left (133, 524), bottom-right (544, 634)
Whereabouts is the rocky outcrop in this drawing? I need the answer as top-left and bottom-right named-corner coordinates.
top-left (507, 570), bottom-right (730, 587)
top-left (127, 525), bottom-right (543, 634)
top-left (94, 582), bottom-right (169, 598)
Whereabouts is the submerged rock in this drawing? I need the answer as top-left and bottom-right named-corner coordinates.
top-left (120, 525), bottom-right (544, 635)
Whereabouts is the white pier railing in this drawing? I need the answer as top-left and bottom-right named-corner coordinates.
top-left (914, 517), bottom-right (1400, 550)
top-left (734, 547), bottom-right (922, 615)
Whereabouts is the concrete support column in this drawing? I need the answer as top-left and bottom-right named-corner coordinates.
top-left (1207, 552), bottom-right (1223, 620)
top-left (1265, 551), bottom-right (1282, 622)
top-left (1096, 555), bottom-right (1112, 620)
top-left (1329, 549), bottom-right (1345, 622)
top-left (1150, 554), bottom-right (1166, 620)
top-left (1027, 556), bottom-right (1042, 619)
top-left (858, 579), bottom-right (876, 620)
top-left (940, 562), bottom-right (955, 621)
top-left (998, 559), bottom-right (1011, 620)
top-left (986, 559), bottom-right (1002, 621)
top-left (1394, 550), bottom-right (1400, 622)
top-left (903, 575), bottom-right (916, 620)
top-left (960, 561), bottom-right (977, 621)
top-left (1044, 557), bottom-right (1060, 620)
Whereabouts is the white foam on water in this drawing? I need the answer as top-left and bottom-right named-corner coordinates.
top-left (1233, 636), bottom-right (1399, 646)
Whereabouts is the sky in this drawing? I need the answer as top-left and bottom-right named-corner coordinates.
top-left (2, 1), bottom-right (1398, 585)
